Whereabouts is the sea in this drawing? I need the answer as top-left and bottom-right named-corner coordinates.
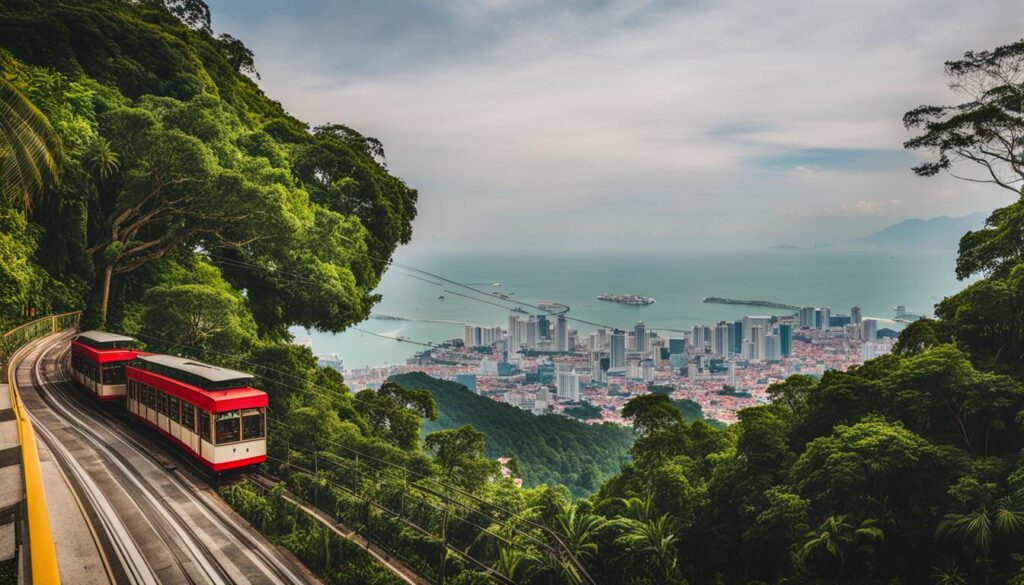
top-left (292, 248), bottom-right (971, 370)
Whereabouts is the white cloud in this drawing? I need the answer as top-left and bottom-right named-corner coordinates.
top-left (210, 0), bottom-right (1023, 250)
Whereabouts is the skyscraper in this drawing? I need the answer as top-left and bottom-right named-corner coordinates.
top-left (537, 314), bottom-right (550, 339)
top-left (556, 316), bottom-right (569, 351)
top-left (751, 325), bottom-right (767, 361)
top-left (526, 317), bottom-right (539, 349)
top-left (765, 334), bottom-right (780, 361)
top-left (850, 306), bottom-right (862, 325)
top-left (634, 321), bottom-right (648, 353)
top-left (610, 329), bottom-right (626, 368)
top-left (819, 307), bottom-right (832, 331)
top-left (778, 323), bottom-right (792, 357)
top-left (743, 316), bottom-right (771, 345)
top-left (731, 321), bottom-right (744, 355)
top-left (799, 307), bottom-right (816, 329)
top-left (861, 318), bottom-right (878, 341)
top-left (714, 323), bottom-right (730, 356)
top-left (557, 370), bottom-right (581, 403)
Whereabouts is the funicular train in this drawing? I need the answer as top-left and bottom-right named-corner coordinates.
top-left (69, 331), bottom-right (267, 472)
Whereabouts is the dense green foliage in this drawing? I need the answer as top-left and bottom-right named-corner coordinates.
top-left (0, 0), bottom-right (416, 332)
top-left (396, 372), bottom-right (633, 497)
top-left (223, 482), bottom-right (402, 585)
top-left (8, 3), bottom-right (1024, 583)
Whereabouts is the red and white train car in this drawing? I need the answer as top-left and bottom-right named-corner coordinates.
top-left (70, 331), bottom-right (140, 401)
top-left (125, 354), bottom-right (267, 472)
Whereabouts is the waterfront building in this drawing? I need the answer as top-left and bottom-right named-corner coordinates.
top-left (714, 323), bottom-right (730, 356)
top-left (731, 321), bottom-right (744, 354)
top-left (850, 306), bottom-right (862, 325)
top-left (751, 325), bottom-right (767, 361)
top-left (556, 370), bottom-right (581, 401)
top-left (743, 316), bottom-right (771, 346)
top-left (799, 307), bottom-right (816, 329)
top-left (610, 329), bottom-right (626, 368)
top-left (526, 316), bottom-right (539, 349)
top-left (862, 318), bottom-right (878, 341)
top-left (634, 321), bottom-right (648, 353)
top-left (819, 307), bottom-right (832, 331)
top-left (556, 316), bottom-right (569, 351)
top-left (538, 315), bottom-right (550, 339)
top-left (779, 323), bottom-right (792, 357)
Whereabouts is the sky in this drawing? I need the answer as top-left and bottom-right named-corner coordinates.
top-left (207, 0), bottom-right (1024, 251)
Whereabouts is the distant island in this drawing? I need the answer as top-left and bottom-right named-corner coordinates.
top-left (703, 297), bottom-right (801, 310)
top-left (851, 211), bottom-right (987, 250)
top-left (597, 293), bottom-right (655, 305)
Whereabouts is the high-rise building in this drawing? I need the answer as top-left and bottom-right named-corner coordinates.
top-left (765, 334), bottom-right (781, 361)
top-left (610, 329), bottom-right (626, 368)
top-left (526, 317), bottom-right (539, 349)
top-left (641, 358), bottom-right (655, 382)
top-left (714, 323), bottom-right (730, 356)
top-left (555, 316), bottom-right (569, 352)
top-left (743, 316), bottom-right (771, 345)
top-left (634, 321), bottom-right (648, 353)
top-left (751, 325), bottom-right (767, 361)
top-left (861, 318), bottom-right (878, 341)
top-left (778, 323), bottom-right (792, 357)
top-left (799, 307), bottom-right (816, 329)
top-left (538, 315), bottom-right (550, 339)
top-left (596, 328), bottom-right (609, 350)
top-left (850, 306), bottom-right (862, 325)
top-left (669, 338), bottom-right (686, 355)
top-left (731, 321), bottom-right (744, 355)
top-left (819, 307), bottom-right (832, 331)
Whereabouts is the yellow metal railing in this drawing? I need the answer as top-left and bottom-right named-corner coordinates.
top-left (3, 311), bottom-right (81, 585)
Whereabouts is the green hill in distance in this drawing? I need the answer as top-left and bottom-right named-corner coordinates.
top-left (390, 372), bottom-right (633, 497)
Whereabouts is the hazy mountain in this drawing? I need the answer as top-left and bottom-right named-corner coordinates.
top-left (851, 211), bottom-right (987, 250)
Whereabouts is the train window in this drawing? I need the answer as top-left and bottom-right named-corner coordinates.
top-left (199, 410), bottom-right (211, 442)
top-left (147, 386), bottom-right (156, 409)
top-left (182, 403), bottom-right (195, 432)
top-left (157, 392), bottom-right (168, 416)
top-left (102, 364), bottom-right (125, 385)
top-left (241, 408), bottom-right (264, 440)
top-left (168, 396), bottom-right (180, 423)
top-left (215, 411), bottom-right (241, 444)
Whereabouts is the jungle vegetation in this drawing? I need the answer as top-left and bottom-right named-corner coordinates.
top-left (4, 1), bottom-right (1024, 583)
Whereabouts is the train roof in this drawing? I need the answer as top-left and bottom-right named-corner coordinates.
top-left (134, 354), bottom-right (254, 389)
top-left (75, 330), bottom-right (136, 350)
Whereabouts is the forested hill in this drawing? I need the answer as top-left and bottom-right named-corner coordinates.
top-left (392, 372), bottom-right (633, 497)
top-left (0, 0), bottom-right (417, 335)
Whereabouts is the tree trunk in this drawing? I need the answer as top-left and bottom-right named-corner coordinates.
top-left (99, 264), bottom-right (114, 326)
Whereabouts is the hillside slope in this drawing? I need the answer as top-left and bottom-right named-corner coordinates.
top-left (391, 372), bottom-right (633, 497)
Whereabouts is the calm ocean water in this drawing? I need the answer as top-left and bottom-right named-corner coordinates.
top-left (293, 248), bottom-right (970, 369)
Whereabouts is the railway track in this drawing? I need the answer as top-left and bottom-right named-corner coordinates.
top-left (14, 331), bottom-right (316, 585)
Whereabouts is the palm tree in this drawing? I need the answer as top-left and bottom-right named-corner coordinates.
top-left (797, 515), bottom-right (883, 578)
top-left (616, 495), bottom-right (656, 523)
top-left (0, 77), bottom-right (62, 210)
top-left (87, 137), bottom-right (119, 179)
top-left (492, 546), bottom-right (536, 582)
top-left (552, 504), bottom-right (606, 561)
top-left (938, 493), bottom-right (1024, 558)
top-left (615, 514), bottom-right (680, 580)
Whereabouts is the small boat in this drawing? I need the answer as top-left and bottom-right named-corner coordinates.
top-left (438, 295), bottom-right (445, 300)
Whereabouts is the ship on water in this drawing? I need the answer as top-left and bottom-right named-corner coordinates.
top-left (597, 293), bottom-right (655, 305)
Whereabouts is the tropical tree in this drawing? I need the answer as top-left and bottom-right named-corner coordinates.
top-left (614, 514), bottom-right (681, 583)
top-left (423, 425), bottom-right (498, 492)
top-left (937, 492), bottom-right (1024, 558)
top-left (797, 515), bottom-right (884, 578)
top-left (551, 504), bottom-right (606, 561)
top-left (0, 76), bottom-right (62, 210)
